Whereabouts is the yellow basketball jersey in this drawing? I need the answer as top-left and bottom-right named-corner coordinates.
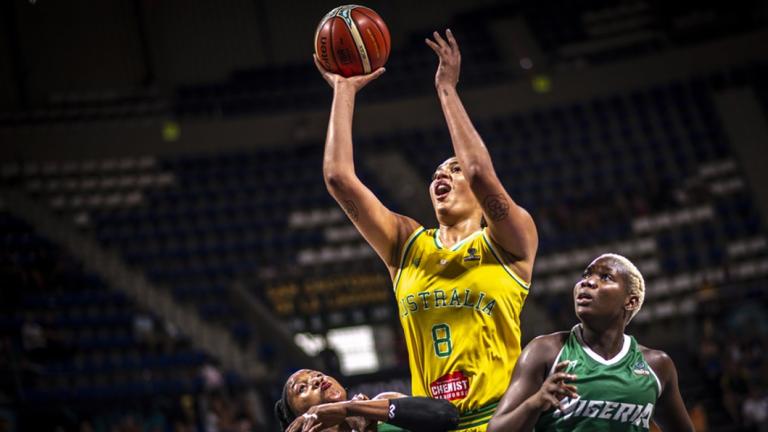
top-left (393, 227), bottom-right (530, 430)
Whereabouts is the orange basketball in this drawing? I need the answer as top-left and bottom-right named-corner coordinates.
top-left (314, 5), bottom-right (391, 77)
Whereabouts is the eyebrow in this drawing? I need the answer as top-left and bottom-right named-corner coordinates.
top-left (587, 263), bottom-right (619, 274)
top-left (435, 161), bottom-right (458, 172)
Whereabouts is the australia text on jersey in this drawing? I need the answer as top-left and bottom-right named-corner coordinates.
top-left (399, 288), bottom-right (496, 317)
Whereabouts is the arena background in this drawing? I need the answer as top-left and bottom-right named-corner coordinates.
top-left (1, 0), bottom-right (767, 430)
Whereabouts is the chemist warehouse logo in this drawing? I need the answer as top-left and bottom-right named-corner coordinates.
top-left (430, 371), bottom-right (469, 401)
top-left (553, 397), bottom-right (655, 429)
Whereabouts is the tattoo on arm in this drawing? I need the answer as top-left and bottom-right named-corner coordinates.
top-left (483, 194), bottom-right (510, 221)
top-left (343, 199), bottom-right (360, 222)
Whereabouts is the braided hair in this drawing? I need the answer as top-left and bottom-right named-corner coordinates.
top-left (274, 379), bottom-right (296, 431)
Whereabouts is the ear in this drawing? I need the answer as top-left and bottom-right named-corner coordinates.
top-left (624, 294), bottom-right (640, 312)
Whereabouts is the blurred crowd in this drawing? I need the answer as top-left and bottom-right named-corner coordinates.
top-left (695, 303), bottom-right (768, 431)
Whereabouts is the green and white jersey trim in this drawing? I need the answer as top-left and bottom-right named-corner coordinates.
top-left (551, 325), bottom-right (662, 394)
top-left (535, 325), bottom-right (663, 431)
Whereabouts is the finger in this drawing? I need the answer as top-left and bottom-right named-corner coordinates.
top-left (445, 28), bottom-right (459, 51)
top-left (544, 394), bottom-right (560, 408)
top-left (555, 387), bottom-right (573, 398)
top-left (433, 31), bottom-right (449, 49)
top-left (425, 38), bottom-right (441, 54)
top-left (552, 372), bottom-right (578, 383)
top-left (546, 383), bottom-right (569, 398)
top-left (554, 383), bottom-right (578, 399)
top-left (548, 372), bottom-right (564, 383)
top-left (355, 67), bottom-right (385, 85)
top-left (554, 360), bottom-right (571, 372)
top-left (369, 67), bottom-right (386, 79)
top-left (549, 372), bottom-right (569, 383)
top-left (308, 424), bottom-right (323, 432)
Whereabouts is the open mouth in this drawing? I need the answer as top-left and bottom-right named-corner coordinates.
top-left (321, 381), bottom-right (332, 391)
top-left (434, 181), bottom-right (452, 199)
top-left (575, 292), bottom-right (593, 305)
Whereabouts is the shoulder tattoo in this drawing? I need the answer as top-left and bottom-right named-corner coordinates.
top-left (483, 194), bottom-right (509, 221)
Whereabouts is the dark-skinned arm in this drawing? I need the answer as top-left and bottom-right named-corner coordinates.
top-left (488, 334), bottom-right (575, 432)
top-left (644, 348), bottom-right (695, 432)
top-left (293, 394), bottom-right (458, 432)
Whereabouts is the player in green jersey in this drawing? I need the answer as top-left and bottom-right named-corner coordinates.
top-left (487, 253), bottom-right (694, 432)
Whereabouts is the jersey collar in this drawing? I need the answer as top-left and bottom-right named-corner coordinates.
top-left (574, 324), bottom-right (631, 366)
top-left (434, 228), bottom-right (483, 251)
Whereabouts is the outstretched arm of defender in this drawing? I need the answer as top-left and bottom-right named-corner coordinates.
top-left (315, 57), bottom-right (420, 274)
top-left (291, 396), bottom-right (459, 432)
top-left (425, 30), bottom-right (537, 281)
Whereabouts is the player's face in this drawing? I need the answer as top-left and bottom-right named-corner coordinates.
top-left (286, 369), bottom-right (347, 416)
top-left (573, 257), bottom-right (631, 324)
top-left (429, 157), bottom-right (481, 222)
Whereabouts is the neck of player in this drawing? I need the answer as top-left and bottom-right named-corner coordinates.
top-left (438, 218), bottom-right (481, 248)
top-left (579, 322), bottom-right (626, 360)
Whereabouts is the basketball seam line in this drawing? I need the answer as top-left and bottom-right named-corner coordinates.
top-left (339, 6), bottom-right (371, 74)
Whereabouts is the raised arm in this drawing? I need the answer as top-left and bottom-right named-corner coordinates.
top-left (488, 335), bottom-right (575, 432)
top-left (289, 395), bottom-right (459, 432)
top-left (315, 56), bottom-right (420, 275)
top-left (644, 349), bottom-right (695, 432)
top-left (425, 30), bottom-right (538, 281)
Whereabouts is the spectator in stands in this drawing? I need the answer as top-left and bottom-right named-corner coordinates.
top-left (697, 318), bottom-right (722, 386)
top-left (742, 383), bottom-right (768, 432)
top-left (315, 29), bottom-right (537, 430)
top-left (721, 347), bottom-right (750, 424)
top-left (200, 358), bottom-right (225, 391)
top-left (275, 368), bottom-right (458, 431)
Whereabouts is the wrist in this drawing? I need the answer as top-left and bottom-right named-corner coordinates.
top-left (334, 80), bottom-right (358, 95)
top-left (338, 400), bottom-right (352, 416)
top-left (525, 396), bottom-right (547, 413)
top-left (346, 398), bottom-right (390, 421)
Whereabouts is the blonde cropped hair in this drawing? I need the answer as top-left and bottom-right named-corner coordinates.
top-left (595, 253), bottom-right (645, 323)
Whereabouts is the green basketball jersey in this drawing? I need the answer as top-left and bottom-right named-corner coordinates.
top-left (377, 423), bottom-right (409, 432)
top-left (535, 325), bottom-right (661, 432)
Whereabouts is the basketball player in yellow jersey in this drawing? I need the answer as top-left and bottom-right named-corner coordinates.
top-left (314, 29), bottom-right (538, 431)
